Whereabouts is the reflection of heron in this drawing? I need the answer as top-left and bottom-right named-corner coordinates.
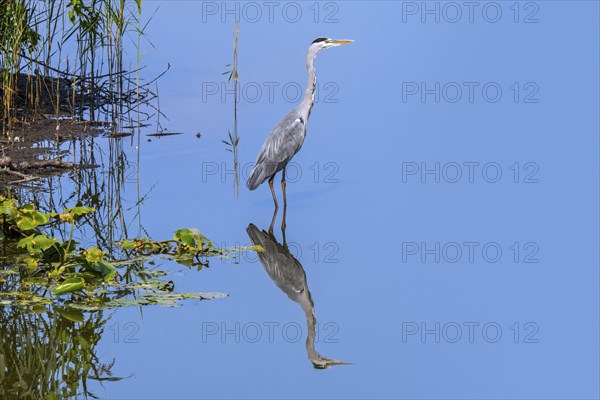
top-left (247, 37), bottom-right (353, 228)
top-left (247, 223), bottom-right (350, 369)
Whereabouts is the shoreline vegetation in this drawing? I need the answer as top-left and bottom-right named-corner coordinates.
top-left (0, 0), bottom-right (163, 186)
top-left (0, 0), bottom-right (265, 312)
top-left (0, 1), bottom-right (265, 310)
top-left (0, 5), bottom-right (261, 397)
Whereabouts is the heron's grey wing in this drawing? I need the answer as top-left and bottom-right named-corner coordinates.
top-left (246, 224), bottom-right (307, 300)
top-left (247, 112), bottom-right (306, 190)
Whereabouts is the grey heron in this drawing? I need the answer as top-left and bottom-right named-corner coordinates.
top-left (246, 37), bottom-right (353, 217)
top-left (247, 222), bottom-right (350, 369)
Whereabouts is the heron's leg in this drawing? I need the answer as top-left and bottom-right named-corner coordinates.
top-left (281, 168), bottom-right (287, 231)
top-left (268, 175), bottom-right (278, 210)
top-left (281, 168), bottom-right (287, 208)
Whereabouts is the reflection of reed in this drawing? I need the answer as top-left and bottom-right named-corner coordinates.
top-left (0, 308), bottom-right (123, 398)
top-left (247, 223), bottom-right (350, 369)
top-left (0, 135), bottom-right (144, 398)
top-left (16, 133), bottom-right (146, 261)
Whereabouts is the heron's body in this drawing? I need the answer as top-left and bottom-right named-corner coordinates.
top-left (246, 37), bottom-right (352, 211)
top-left (246, 107), bottom-right (309, 191)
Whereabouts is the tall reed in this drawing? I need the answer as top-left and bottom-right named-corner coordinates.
top-left (223, 21), bottom-right (240, 197)
top-left (0, 0), bottom-right (148, 134)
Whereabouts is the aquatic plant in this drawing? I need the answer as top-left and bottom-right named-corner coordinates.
top-left (0, 195), bottom-right (258, 310)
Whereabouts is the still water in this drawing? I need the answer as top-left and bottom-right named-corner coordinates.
top-left (2, 1), bottom-right (600, 398)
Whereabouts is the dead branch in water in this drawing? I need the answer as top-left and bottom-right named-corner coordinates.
top-left (0, 155), bottom-right (98, 185)
top-left (0, 156), bottom-right (97, 172)
top-left (0, 168), bottom-right (39, 184)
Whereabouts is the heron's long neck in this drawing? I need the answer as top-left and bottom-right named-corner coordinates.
top-left (300, 52), bottom-right (317, 118)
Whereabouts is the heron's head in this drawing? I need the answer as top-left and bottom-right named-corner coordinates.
top-left (309, 37), bottom-right (353, 53)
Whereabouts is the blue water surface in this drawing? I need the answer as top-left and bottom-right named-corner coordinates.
top-left (78, 1), bottom-right (600, 398)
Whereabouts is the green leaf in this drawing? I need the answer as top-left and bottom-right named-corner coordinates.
top-left (18, 256), bottom-right (41, 272)
top-left (56, 307), bottom-right (85, 323)
top-left (89, 260), bottom-right (117, 282)
top-left (16, 210), bottom-right (50, 230)
top-left (0, 198), bottom-right (18, 220)
top-left (17, 234), bottom-right (58, 253)
top-left (42, 240), bottom-right (76, 263)
top-left (83, 247), bottom-right (105, 263)
top-left (173, 228), bottom-right (212, 249)
top-left (53, 277), bottom-right (85, 295)
top-left (63, 206), bottom-right (95, 217)
top-left (174, 252), bottom-right (195, 267)
top-left (29, 304), bottom-right (48, 315)
top-left (120, 239), bottom-right (137, 250)
top-left (174, 228), bottom-right (196, 247)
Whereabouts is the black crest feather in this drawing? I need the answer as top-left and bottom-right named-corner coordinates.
top-left (311, 37), bottom-right (329, 44)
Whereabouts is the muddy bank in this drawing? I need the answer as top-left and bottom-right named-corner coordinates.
top-left (0, 119), bottom-right (105, 186)
top-left (0, 73), bottom-right (105, 187)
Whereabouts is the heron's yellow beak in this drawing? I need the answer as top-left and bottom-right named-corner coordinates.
top-left (330, 39), bottom-right (353, 46)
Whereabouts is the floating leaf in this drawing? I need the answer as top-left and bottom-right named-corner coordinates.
top-left (66, 292), bottom-right (228, 311)
top-left (173, 252), bottom-right (195, 267)
top-left (174, 228), bottom-right (212, 250)
top-left (29, 304), bottom-right (48, 314)
top-left (70, 206), bottom-right (95, 216)
top-left (17, 256), bottom-right (41, 272)
top-left (0, 198), bottom-right (18, 220)
top-left (119, 239), bottom-right (138, 250)
top-left (56, 307), bottom-right (85, 323)
top-left (18, 234), bottom-right (59, 253)
top-left (86, 260), bottom-right (117, 283)
top-left (0, 292), bottom-right (52, 307)
top-left (0, 269), bottom-right (19, 276)
top-left (83, 247), bottom-right (105, 263)
top-left (111, 291), bottom-right (227, 308)
top-left (53, 277), bottom-right (85, 295)
top-left (137, 269), bottom-right (168, 277)
top-left (16, 210), bottom-right (50, 230)
top-left (61, 206), bottom-right (95, 221)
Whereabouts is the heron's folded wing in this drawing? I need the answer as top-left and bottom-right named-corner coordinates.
top-left (255, 114), bottom-right (306, 168)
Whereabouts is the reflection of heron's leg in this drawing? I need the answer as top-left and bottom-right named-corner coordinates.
top-left (281, 222), bottom-right (287, 246)
top-left (268, 206), bottom-right (278, 235)
top-left (281, 168), bottom-right (287, 231)
top-left (269, 175), bottom-right (278, 210)
top-left (281, 206), bottom-right (286, 236)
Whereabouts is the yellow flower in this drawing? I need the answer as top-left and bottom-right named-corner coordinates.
top-left (59, 214), bottom-right (73, 223)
